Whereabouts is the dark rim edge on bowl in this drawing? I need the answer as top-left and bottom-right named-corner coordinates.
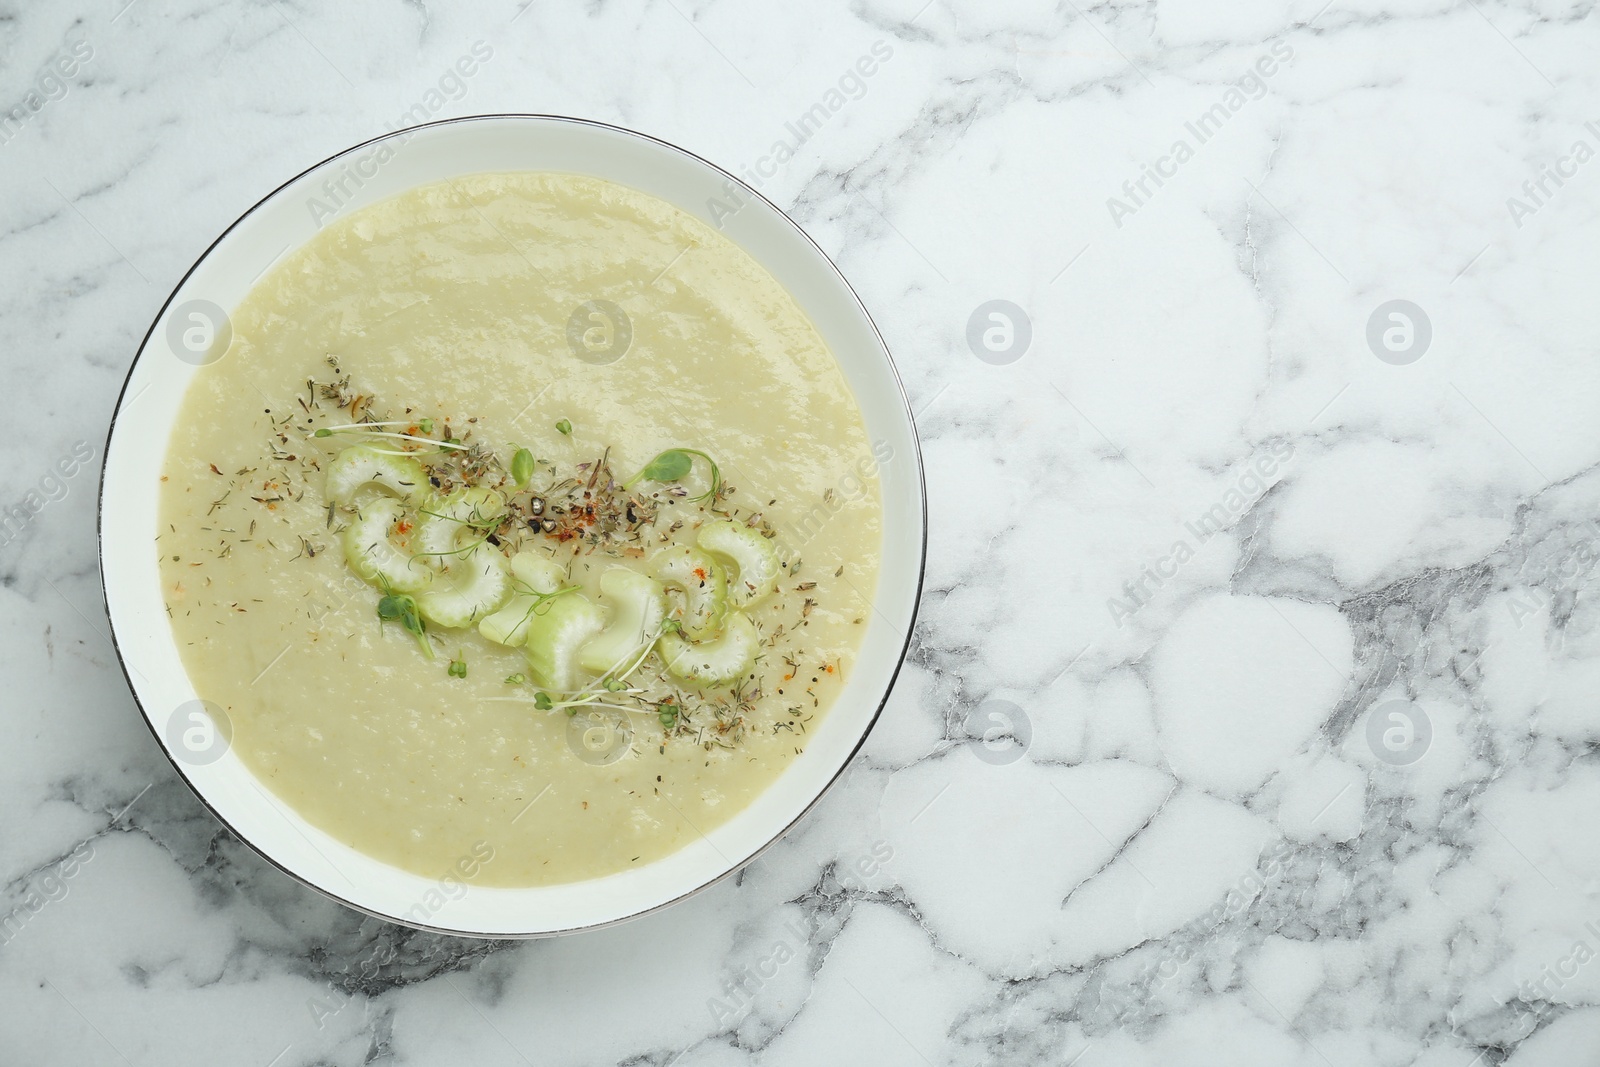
top-left (96, 113), bottom-right (929, 939)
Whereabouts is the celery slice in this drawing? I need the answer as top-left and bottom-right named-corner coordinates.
top-left (342, 496), bottom-right (435, 593)
top-left (523, 592), bottom-right (605, 692)
top-left (326, 445), bottom-right (428, 505)
top-left (652, 546), bottom-right (728, 640)
top-left (416, 547), bottom-right (511, 629)
top-left (415, 487), bottom-right (506, 559)
top-left (697, 520), bottom-right (779, 608)
top-left (659, 611), bottom-right (759, 687)
top-left (479, 553), bottom-right (568, 647)
top-left (577, 567), bottom-right (666, 676)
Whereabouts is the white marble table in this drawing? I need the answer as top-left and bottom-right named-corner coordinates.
top-left (4, 0), bottom-right (1600, 1063)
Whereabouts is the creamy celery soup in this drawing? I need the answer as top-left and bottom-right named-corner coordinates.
top-left (157, 172), bottom-right (882, 887)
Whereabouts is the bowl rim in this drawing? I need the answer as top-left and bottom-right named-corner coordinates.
top-left (96, 112), bottom-right (927, 937)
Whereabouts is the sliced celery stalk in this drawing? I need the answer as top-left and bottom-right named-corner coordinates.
top-left (326, 445), bottom-right (428, 505)
top-left (479, 552), bottom-right (568, 647)
top-left (652, 545), bottom-right (728, 640)
top-left (415, 486), bottom-right (506, 559)
top-left (416, 547), bottom-right (511, 629)
top-left (342, 496), bottom-right (434, 593)
top-left (577, 567), bottom-right (666, 676)
top-left (697, 520), bottom-right (779, 608)
top-left (523, 592), bottom-right (605, 692)
top-left (659, 611), bottom-right (759, 687)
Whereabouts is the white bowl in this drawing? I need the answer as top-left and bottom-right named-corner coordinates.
top-left (98, 115), bottom-right (926, 937)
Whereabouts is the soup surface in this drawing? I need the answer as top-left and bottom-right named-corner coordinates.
top-left (158, 172), bottom-right (882, 887)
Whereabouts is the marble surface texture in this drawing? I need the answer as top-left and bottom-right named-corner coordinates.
top-left (4, 0), bottom-right (1600, 1063)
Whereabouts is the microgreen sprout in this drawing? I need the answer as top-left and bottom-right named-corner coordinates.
top-left (511, 447), bottom-right (535, 488)
top-left (483, 625), bottom-right (664, 716)
top-left (555, 419), bottom-right (572, 436)
top-left (314, 424), bottom-right (468, 451)
top-left (495, 583), bottom-right (580, 644)
top-left (417, 504), bottom-right (502, 531)
top-left (375, 580), bottom-right (432, 659)
top-left (448, 653), bottom-right (467, 679)
top-left (512, 581), bottom-right (581, 603)
top-left (623, 448), bottom-right (722, 504)
top-left (505, 672), bottom-right (526, 685)
top-left (409, 534), bottom-right (494, 559)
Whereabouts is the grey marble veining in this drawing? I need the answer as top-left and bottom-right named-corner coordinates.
top-left (3, 0), bottom-right (1600, 1063)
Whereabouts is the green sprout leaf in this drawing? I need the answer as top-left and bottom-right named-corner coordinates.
top-left (375, 586), bottom-right (432, 660)
top-left (534, 691), bottom-right (553, 711)
top-left (505, 672), bottom-right (526, 685)
top-left (638, 450), bottom-right (692, 483)
top-left (555, 419), bottom-right (572, 436)
top-left (418, 417), bottom-right (435, 434)
top-left (448, 654), bottom-right (467, 679)
top-left (659, 702), bottom-right (680, 729)
top-left (511, 447), bottom-right (535, 488)
top-left (623, 448), bottom-right (722, 503)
